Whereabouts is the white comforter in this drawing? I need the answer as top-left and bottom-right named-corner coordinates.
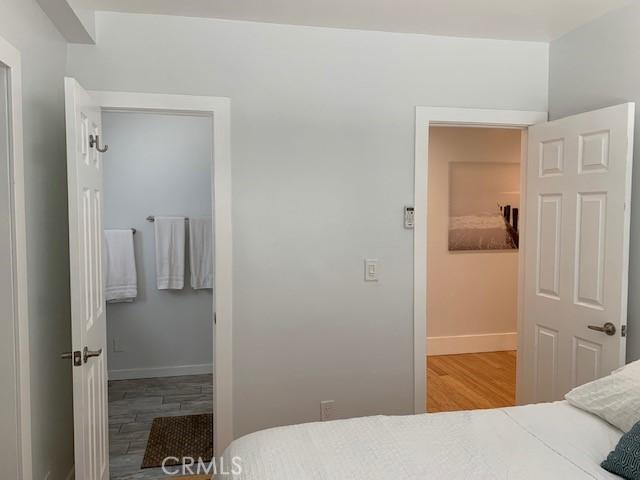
top-left (222, 401), bottom-right (623, 479)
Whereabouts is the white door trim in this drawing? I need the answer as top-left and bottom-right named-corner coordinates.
top-left (89, 89), bottom-right (233, 453)
top-left (413, 107), bottom-right (547, 413)
top-left (0, 35), bottom-right (32, 480)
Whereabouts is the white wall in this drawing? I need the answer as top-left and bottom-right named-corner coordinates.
top-left (548, 2), bottom-right (640, 362)
top-left (427, 127), bottom-right (521, 355)
top-left (0, 1), bottom-right (74, 478)
top-left (67, 11), bottom-right (549, 438)
top-left (102, 111), bottom-right (214, 379)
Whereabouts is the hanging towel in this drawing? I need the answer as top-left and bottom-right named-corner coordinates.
top-left (189, 217), bottom-right (213, 289)
top-left (104, 229), bottom-right (137, 302)
top-left (155, 216), bottom-right (186, 290)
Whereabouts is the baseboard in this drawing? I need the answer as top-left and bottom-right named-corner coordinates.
top-left (427, 332), bottom-right (517, 356)
top-left (108, 363), bottom-right (213, 380)
top-left (65, 466), bottom-right (74, 480)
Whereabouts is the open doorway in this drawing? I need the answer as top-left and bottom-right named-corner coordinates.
top-left (426, 126), bottom-right (522, 412)
top-left (415, 105), bottom-right (635, 415)
top-left (102, 111), bottom-right (214, 478)
top-left (411, 107), bottom-right (548, 415)
top-left (64, 80), bottom-right (232, 479)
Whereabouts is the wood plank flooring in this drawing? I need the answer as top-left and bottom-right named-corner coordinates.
top-left (427, 351), bottom-right (516, 413)
top-left (109, 374), bottom-right (213, 480)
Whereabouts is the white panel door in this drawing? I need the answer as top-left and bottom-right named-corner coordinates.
top-left (520, 103), bottom-right (634, 404)
top-left (64, 77), bottom-right (109, 480)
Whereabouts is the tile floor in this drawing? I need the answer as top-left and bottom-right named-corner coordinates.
top-left (108, 374), bottom-right (213, 479)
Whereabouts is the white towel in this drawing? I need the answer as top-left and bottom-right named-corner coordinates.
top-left (104, 229), bottom-right (137, 302)
top-left (189, 217), bottom-right (213, 289)
top-left (155, 216), bottom-right (186, 290)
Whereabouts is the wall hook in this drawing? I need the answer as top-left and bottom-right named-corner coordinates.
top-left (89, 134), bottom-right (109, 153)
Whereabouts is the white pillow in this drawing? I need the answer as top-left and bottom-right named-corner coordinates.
top-left (565, 359), bottom-right (640, 432)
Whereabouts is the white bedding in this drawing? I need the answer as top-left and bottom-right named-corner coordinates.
top-left (222, 401), bottom-right (623, 479)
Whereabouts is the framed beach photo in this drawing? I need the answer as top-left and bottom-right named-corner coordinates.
top-left (448, 162), bottom-right (520, 251)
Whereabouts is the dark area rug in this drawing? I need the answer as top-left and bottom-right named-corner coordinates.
top-left (142, 413), bottom-right (214, 468)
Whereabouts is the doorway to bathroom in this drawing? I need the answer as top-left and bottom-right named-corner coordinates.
top-left (103, 110), bottom-right (215, 479)
top-left (63, 80), bottom-right (232, 480)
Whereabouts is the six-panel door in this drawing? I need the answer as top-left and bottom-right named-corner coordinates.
top-left (521, 103), bottom-right (634, 404)
top-left (65, 77), bottom-right (109, 480)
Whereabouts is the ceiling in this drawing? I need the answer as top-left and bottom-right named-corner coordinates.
top-left (88, 0), bottom-right (631, 42)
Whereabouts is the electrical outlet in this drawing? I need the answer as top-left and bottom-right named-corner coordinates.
top-left (113, 337), bottom-right (124, 353)
top-left (320, 400), bottom-right (335, 421)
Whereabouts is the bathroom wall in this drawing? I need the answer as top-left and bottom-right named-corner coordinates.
top-left (102, 111), bottom-right (214, 379)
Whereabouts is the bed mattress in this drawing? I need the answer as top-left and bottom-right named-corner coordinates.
top-left (222, 401), bottom-right (623, 479)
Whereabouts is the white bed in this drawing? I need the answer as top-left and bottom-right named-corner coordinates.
top-left (222, 401), bottom-right (623, 479)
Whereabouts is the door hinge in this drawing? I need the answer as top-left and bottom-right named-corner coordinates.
top-left (621, 325), bottom-right (627, 337)
top-left (214, 313), bottom-right (217, 325)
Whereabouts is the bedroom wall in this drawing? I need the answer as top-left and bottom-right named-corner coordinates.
top-left (0, 0), bottom-right (74, 478)
top-left (67, 11), bottom-right (549, 438)
top-left (102, 111), bottom-right (214, 379)
top-left (548, 1), bottom-right (640, 362)
top-left (427, 127), bottom-right (521, 355)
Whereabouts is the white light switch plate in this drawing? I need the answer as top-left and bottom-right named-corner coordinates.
top-left (365, 259), bottom-right (378, 281)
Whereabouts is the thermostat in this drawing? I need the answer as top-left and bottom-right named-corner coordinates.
top-left (404, 206), bottom-right (415, 229)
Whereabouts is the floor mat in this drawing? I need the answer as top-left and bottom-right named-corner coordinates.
top-left (141, 413), bottom-right (214, 468)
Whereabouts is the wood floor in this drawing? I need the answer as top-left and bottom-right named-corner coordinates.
top-left (427, 351), bottom-right (516, 413)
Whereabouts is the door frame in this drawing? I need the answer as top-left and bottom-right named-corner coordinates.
top-left (0, 35), bottom-right (32, 478)
top-left (89, 89), bottom-right (233, 453)
top-left (413, 107), bottom-right (547, 413)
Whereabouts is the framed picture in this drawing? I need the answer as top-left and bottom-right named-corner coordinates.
top-left (448, 162), bottom-right (520, 251)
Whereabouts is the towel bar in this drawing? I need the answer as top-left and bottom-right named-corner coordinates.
top-left (146, 216), bottom-right (189, 223)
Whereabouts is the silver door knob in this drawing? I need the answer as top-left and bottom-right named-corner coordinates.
top-left (588, 322), bottom-right (617, 336)
top-left (61, 350), bottom-right (82, 366)
top-left (83, 346), bottom-right (103, 363)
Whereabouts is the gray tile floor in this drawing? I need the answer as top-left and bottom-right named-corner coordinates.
top-left (109, 374), bottom-right (214, 479)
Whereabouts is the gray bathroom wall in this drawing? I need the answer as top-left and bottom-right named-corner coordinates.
top-left (102, 111), bottom-right (214, 378)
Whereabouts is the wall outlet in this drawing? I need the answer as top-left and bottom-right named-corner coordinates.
top-left (320, 400), bottom-right (335, 421)
top-left (113, 337), bottom-right (124, 353)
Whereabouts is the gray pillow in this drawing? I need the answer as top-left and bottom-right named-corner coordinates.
top-left (601, 420), bottom-right (640, 479)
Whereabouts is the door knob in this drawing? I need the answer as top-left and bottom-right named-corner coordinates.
top-left (83, 346), bottom-right (103, 363)
top-left (588, 322), bottom-right (617, 336)
top-left (61, 350), bottom-right (82, 367)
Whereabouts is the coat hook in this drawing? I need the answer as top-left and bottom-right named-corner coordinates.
top-left (89, 134), bottom-right (109, 153)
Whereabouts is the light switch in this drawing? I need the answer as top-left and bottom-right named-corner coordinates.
top-left (365, 259), bottom-right (378, 281)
